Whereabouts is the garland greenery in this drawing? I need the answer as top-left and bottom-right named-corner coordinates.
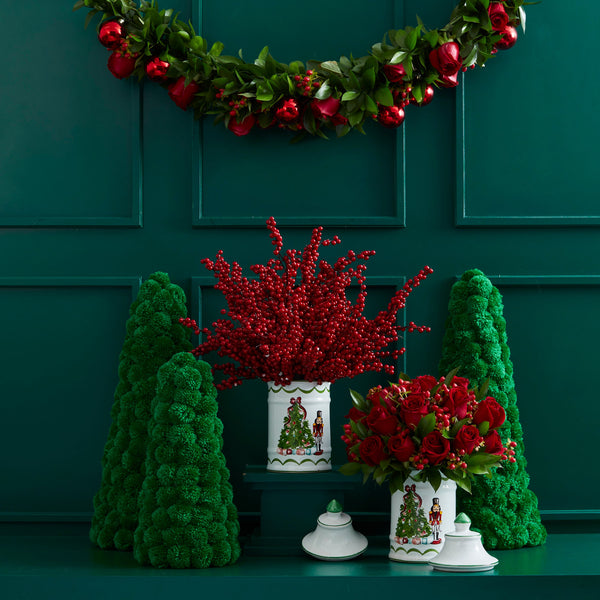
top-left (75, 0), bottom-right (528, 138)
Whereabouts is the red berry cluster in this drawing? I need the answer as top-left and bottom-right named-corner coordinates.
top-left (181, 218), bottom-right (432, 390)
top-left (293, 69), bottom-right (321, 97)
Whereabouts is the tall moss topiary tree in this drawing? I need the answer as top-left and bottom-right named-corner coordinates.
top-left (439, 269), bottom-right (546, 550)
top-left (133, 352), bottom-right (241, 568)
top-left (90, 272), bottom-right (192, 550)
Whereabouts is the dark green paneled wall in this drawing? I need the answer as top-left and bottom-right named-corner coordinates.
top-left (1, 1), bottom-right (598, 521)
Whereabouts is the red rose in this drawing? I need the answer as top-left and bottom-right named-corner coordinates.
top-left (399, 393), bottom-right (429, 427)
top-left (412, 375), bottom-right (438, 392)
top-left (366, 405), bottom-right (397, 436)
top-left (383, 63), bottom-right (406, 83)
top-left (388, 433), bottom-right (416, 462)
top-left (495, 26), bottom-right (518, 50)
top-left (429, 42), bottom-right (462, 76)
top-left (421, 430), bottom-right (450, 465)
top-left (275, 98), bottom-right (300, 122)
top-left (107, 51), bottom-right (137, 80)
top-left (451, 376), bottom-right (470, 389)
top-left (168, 77), bottom-right (200, 110)
top-left (228, 114), bottom-right (256, 136)
top-left (330, 112), bottom-right (348, 126)
top-left (453, 425), bottom-right (481, 455)
top-left (98, 20), bottom-right (123, 50)
top-left (483, 430), bottom-right (504, 455)
top-left (359, 435), bottom-right (388, 466)
top-left (311, 97), bottom-right (341, 121)
top-left (488, 2), bottom-right (510, 32)
top-left (146, 57), bottom-right (170, 81)
top-left (448, 387), bottom-right (470, 419)
top-left (377, 105), bottom-right (405, 128)
top-left (474, 397), bottom-right (506, 429)
top-left (437, 71), bottom-right (460, 88)
top-left (345, 407), bottom-right (366, 422)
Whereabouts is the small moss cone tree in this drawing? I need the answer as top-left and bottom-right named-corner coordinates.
top-left (90, 272), bottom-right (192, 550)
top-left (133, 352), bottom-right (241, 568)
top-left (439, 269), bottom-right (546, 550)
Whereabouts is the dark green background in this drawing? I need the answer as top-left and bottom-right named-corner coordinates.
top-left (1, 1), bottom-right (598, 523)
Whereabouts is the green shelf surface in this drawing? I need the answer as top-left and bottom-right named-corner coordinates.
top-left (1, 525), bottom-right (599, 599)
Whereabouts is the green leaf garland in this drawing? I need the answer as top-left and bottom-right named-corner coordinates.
top-left (75, 0), bottom-right (529, 138)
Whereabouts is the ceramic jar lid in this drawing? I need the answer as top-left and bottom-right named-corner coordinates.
top-left (302, 499), bottom-right (368, 561)
top-left (428, 513), bottom-right (499, 572)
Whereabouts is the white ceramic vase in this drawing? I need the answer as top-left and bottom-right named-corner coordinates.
top-left (389, 473), bottom-right (456, 563)
top-left (266, 380), bottom-right (332, 472)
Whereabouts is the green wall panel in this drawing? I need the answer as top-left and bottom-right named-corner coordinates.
top-left (1, 5), bottom-right (142, 227)
top-left (0, 279), bottom-right (138, 520)
top-left (457, 0), bottom-right (600, 226)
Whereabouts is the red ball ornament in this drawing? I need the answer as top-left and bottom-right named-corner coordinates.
top-left (377, 105), bottom-right (405, 128)
top-left (495, 26), bottom-right (518, 50)
top-left (107, 51), bottom-right (137, 80)
top-left (228, 113), bottom-right (257, 137)
top-left (168, 77), bottom-right (200, 110)
top-left (98, 20), bottom-right (124, 50)
top-left (145, 57), bottom-right (170, 81)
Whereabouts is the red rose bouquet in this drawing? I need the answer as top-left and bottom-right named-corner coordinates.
top-left (182, 218), bottom-right (432, 390)
top-left (341, 371), bottom-right (517, 492)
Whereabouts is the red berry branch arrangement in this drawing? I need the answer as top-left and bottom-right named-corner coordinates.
top-left (74, 0), bottom-right (529, 138)
top-left (180, 218), bottom-right (432, 390)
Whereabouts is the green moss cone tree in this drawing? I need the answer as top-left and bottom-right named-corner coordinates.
top-left (439, 269), bottom-right (546, 550)
top-left (133, 352), bottom-right (241, 568)
top-left (90, 272), bottom-right (192, 550)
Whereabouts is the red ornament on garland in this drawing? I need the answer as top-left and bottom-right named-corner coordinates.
top-left (377, 105), bottom-right (405, 128)
top-left (410, 85), bottom-right (435, 107)
top-left (228, 113), bottom-right (256, 136)
top-left (98, 20), bottom-right (124, 50)
top-left (146, 57), bottom-right (170, 81)
top-left (107, 51), bottom-right (137, 80)
top-left (495, 26), bottom-right (518, 50)
top-left (168, 76), bottom-right (200, 110)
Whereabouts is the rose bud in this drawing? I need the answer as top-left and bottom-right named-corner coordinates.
top-left (366, 405), bottom-right (397, 436)
top-left (275, 98), bottom-right (300, 122)
top-left (420, 430), bottom-right (451, 465)
top-left (311, 97), bottom-right (341, 121)
top-left (107, 51), bottom-right (137, 80)
top-left (495, 26), bottom-right (518, 50)
top-left (330, 112), bottom-right (348, 126)
top-left (383, 63), bottom-right (406, 83)
top-left (429, 41), bottom-right (462, 76)
top-left (228, 113), bottom-right (256, 136)
top-left (474, 397), bottom-right (506, 429)
top-left (488, 2), bottom-right (510, 32)
top-left (454, 425), bottom-right (481, 455)
top-left (168, 77), bottom-right (200, 110)
top-left (377, 105), bottom-right (405, 128)
top-left (146, 57), bottom-right (170, 82)
top-left (98, 20), bottom-right (124, 50)
top-left (358, 435), bottom-right (388, 466)
top-left (483, 430), bottom-right (504, 455)
top-left (388, 433), bottom-right (416, 462)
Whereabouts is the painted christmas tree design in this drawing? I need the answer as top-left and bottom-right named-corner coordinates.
top-left (396, 485), bottom-right (432, 543)
top-left (277, 398), bottom-right (314, 454)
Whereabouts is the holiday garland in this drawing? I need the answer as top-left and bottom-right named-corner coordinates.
top-left (75, 0), bottom-right (528, 138)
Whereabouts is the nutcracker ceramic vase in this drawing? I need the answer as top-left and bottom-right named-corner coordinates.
top-left (389, 474), bottom-right (456, 563)
top-left (267, 381), bottom-right (331, 472)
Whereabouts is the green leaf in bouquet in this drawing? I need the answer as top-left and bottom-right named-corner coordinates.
top-left (477, 420), bottom-right (490, 436)
top-left (465, 452), bottom-right (502, 467)
top-left (428, 468), bottom-right (442, 492)
top-left (374, 466), bottom-right (388, 485)
top-left (339, 462), bottom-right (361, 476)
top-left (389, 50), bottom-right (408, 65)
top-left (314, 80), bottom-right (332, 100)
top-left (319, 61), bottom-right (342, 76)
top-left (342, 90), bottom-right (360, 102)
top-left (449, 417), bottom-right (469, 438)
top-left (475, 377), bottom-right (490, 400)
top-left (389, 472), bottom-right (406, 495)
top-left (416, 412), bottom-right (436, 439)
top-left (455, 475), bottom-right (472, 494)
top-left (349, 388), bottom-right (368, 412)
top-left (361, 464), bottom-right (374, 484)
